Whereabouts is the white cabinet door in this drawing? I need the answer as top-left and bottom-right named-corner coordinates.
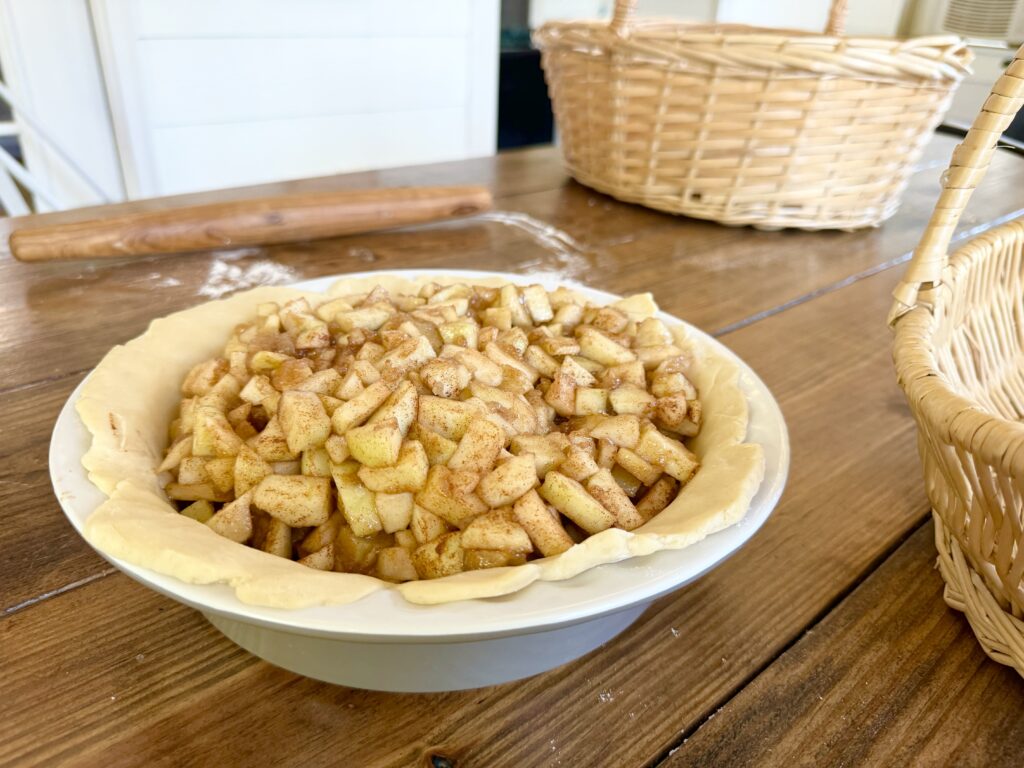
top-left (91, 0), bottom-right (499, 197)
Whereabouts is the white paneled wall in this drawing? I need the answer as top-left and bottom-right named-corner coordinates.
top-left (0, 0), bottom-right (124, 210)
top-left (147, 110), bottom-right (471, 195)
top-left (529, 0), bottom-right (904, 34)
top-left (530, 0), bottom-right (716, 25)
top-left (717, 0), bottom-right (905, 34)
top-left (91, 0), bottom-right (499, 197)
top-left (136, 39), bottom-right (470, 126)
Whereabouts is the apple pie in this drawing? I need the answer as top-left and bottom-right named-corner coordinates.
top-left (78, 275), bottom-right (764, 606)
top-left (158, 280), bottom-right (707, 582)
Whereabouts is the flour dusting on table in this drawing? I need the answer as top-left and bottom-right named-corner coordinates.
top-left (198, 259), bottom-right (299, 298)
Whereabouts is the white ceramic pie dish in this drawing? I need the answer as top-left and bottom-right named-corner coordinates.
top-left (50, 269), bottom-right (788, 692)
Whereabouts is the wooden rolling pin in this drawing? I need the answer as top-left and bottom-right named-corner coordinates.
top-left (10, 185), bottom-right (492, 262)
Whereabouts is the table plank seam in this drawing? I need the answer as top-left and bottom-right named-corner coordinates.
top-left (649, 506), bottom-right (933, 767)
top-left (0, 366), bottom-right (91, 400)
top-left (2, 567), bottom-right (117, 618)
top-left (484, 208), bottom-right (664, 251)
top-left (713, 206), bottom-right (1024, 337)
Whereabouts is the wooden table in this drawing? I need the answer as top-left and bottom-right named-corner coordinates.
top-left (4, 133), bottom-right (1024, 768)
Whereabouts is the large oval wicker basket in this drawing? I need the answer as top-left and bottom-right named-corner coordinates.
top-left (534, 0), bottom-right (972, 230)
top-left (891, 45), bottom-right (1024, 674)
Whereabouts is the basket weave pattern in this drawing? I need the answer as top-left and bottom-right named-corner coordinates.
top-left (892, 49), bottom-right (1024, 673)
top-left (535, 0), bottom-right (971, 230)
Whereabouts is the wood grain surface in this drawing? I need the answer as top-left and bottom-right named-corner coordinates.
top-left (2, 132), bottom-right (1022, 768)
top-left (0, 266), bottom-right (940, 767)
top-left (670, 523), bottom-right (1024, 768)
top-left (0, 373), bottom-right (106, 612)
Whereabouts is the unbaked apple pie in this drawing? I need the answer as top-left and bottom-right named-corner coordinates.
top-left (159, 282), bottom-right (705, 581)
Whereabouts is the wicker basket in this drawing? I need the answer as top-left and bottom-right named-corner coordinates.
top-left (891, 45), bottom-right (1024, 674)
top-left (534, 0), bottom-right (972, 230)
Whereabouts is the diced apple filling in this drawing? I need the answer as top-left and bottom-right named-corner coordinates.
top-left (162, 283), bottom-right (703, 581)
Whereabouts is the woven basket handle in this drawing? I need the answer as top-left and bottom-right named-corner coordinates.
top-left (610, 0), bottom-right (848, 35)
top-left (888, 45), bottom-right (1024, 326)
top-left (824, 0), bottom-right (848, 35)
top-left (610, 0), bottom-right (637, 34)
